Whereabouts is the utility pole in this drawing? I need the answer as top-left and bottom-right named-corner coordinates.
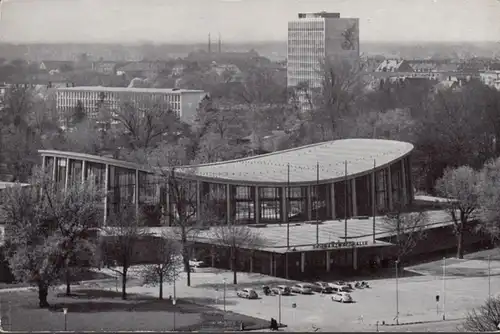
top-left (316, 161), bottom-right (320, 245)
top-left (372, 159), bottom-right (376, 243)
top-left (344, 160), bottom-right (348, 242)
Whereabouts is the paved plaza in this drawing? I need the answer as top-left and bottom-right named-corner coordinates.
top-left (93, 257), bottom-right (498, 332)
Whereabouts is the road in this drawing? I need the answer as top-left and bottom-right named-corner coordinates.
top-left (378, 319), bottom-right (463, 332)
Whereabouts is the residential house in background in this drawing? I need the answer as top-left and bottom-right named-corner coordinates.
top-left (115, 61), bottom-right (169, 79)
top-left (171, 63), bottom-right (187, 76)
top-left (39, 60), bottom-right (74, 74)
top-left (92, 61), bottom-right (119, 75)
top-left (480, 70), bottom-right (500, 90)
top-left (375, 59), bottom-right (414, 72)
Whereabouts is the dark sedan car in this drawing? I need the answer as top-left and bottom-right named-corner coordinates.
top-left (313, 282), bottom-right (333, 293)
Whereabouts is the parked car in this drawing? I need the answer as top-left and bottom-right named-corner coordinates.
top-left (189, 259), bottom-right (206, 268)
top-left (313, 282), bottom-right (333, 293)
top-left (237, 288), bottom-right (258, 299)
top-left (271, 285), bottom-right (291, 295)
top-left (291, 283), bottom-right (313, 294)
top-left (328, 282), bottom-right (350, 292)
top-left (331, 291), bottom-right (353, 303)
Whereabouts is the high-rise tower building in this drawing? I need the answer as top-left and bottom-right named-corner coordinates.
top-left (287, 12), bottom-right (360, 98)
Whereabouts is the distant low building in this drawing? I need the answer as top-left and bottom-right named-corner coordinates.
top-left (55, 86), bottom-right (208, 126)
top-left (375, 59), bottom-right (414, 73)
top-left (39, 60), bottom-right (74, 74)
top-left (480, 70), bottom-right (500, 90)
top-left (92, 61), bottom-right (119, 75)
top-left (115, 61), bottom-right (168, 79)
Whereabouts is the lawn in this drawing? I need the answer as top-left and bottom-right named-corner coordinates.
top-left (0, 288), bottom-right (269, 332)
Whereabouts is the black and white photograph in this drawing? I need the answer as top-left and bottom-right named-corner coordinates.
top-left (0, 0), bottom-right (499, 332)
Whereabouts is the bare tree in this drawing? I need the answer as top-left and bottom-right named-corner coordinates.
top-left (310, 57), bottom-right (365, 141)
top-left (51, 180), bottom-right (104, 295)
top-left (100, 204), bottom-right (147, 300)
top-left (436, 166), bottom-right (480, 259)
top-left (0, 168), bottom-right (103, 307)
top-left (140, 233), bottom-right (182, 300)
top-left (478, 157), bottom-right (500, 242)
top-left (212, 224), bottom-right (264, 284)
top-left (461, 297), bottom-right (500, 332)
top-left (112, 97), bottom-right (181, 151)
top-left (382, 202), bottom-right (429, 266)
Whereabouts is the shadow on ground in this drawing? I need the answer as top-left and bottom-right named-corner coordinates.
top-left (2, 288), bottom-right (269, 332)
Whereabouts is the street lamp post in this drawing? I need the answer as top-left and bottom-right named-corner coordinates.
top-left (442, 257), bottom-right (446, 321)
top-left (278, 292), bottom-right (282, 326)
top-left (223, 278), bottom-right (227, 313)
top-left (395, 260), bottom-right (399, 325)
top-left (488, 255), bottom-right (491, 299)
top-left (173, 299), bottom-right (177, 331)
top-left (63, 308), bottom-right (68, 331)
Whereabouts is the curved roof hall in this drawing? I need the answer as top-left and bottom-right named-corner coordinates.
top-left (40, 139), bottom-right (413, 186)
top-left (184, 138), bottom-right (413, 185)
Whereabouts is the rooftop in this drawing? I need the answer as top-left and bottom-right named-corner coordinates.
top-left (56, 86), bottom-right (205, 94)
top-left (39, 139), bottom-right (413, 186)
top-left (142, 210), bottom-right (454, 253)
top-left (181, 138), bottom-right (413, 185)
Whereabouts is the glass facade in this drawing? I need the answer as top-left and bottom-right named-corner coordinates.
top-left (39, 153), bottom-right (412, 227)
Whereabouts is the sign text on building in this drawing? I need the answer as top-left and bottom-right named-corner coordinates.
top-left (313, 241), bottom-right (369, 250)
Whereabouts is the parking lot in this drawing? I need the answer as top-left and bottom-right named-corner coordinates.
top-left (111, 264), bottom-right (498, 332)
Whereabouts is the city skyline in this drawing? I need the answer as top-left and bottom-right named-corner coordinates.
top-left (0, 0), bottom-right (499, 44)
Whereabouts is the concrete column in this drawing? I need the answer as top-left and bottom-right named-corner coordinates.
top-left (250, 253), bottom-right (254, 273)
top-left (165, 183), bottom-right (171, 226)
top-left (135, 169), bottom-right (140, 214)
top-left (269, 253), bottom-right (273, 275)
top-left (307, 186), bottom-right (312, 221)
top-left (371, 170), bottom-right (377, 216)
top-left (103, 164), bottom-right (109, 226)
top-left (330, 183), bottom-right (336, 219)
top-left (351, 179), bottom-right (357, 217)
top-left (81, 160), bottom-right (86, 184)
top-left (52, 157), bottom-right (57, 181)
top-left (64, 158), bottom-right (70, 191)
top-left (226, 184), bottom-right (232, 224)
top-left (401, 158), bottom-right (407, 205)
top-left (281, 187), bottom-right (288, 223)
top-left (353, 247), bottom-right (358, 270)
top-left (300, 252), bottom-right (305, 273)
top-left (255, 186), bottom-right (260, 224)
top-left (407, 156), bottom-right (414, 204)
top-left (326, 251), bottom-right (331, 272)
top-left (211, 246), bottom-right (216, 267)
top-left (196, 181), bottom-right (202, 222)
top-left (387, 167), bottom-right (393, 210)
top-left (273, 256), bottom-right (277, 276)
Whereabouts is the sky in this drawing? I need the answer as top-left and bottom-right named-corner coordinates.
top-left (0, 0), bottom-right (499, 43)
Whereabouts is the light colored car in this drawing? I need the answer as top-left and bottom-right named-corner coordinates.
top-left (189, 259), bottom-right (205, 268)
top-left (237, 288), bottom-right (258, 299)
top-left (271, 285), bottom-right (291, 295)
top-left (331, 291), bottom-right (353, 303)
top-left (328, 282), bottom-right (350, 292)
top-left (291, 283), bottom-right (313, 294)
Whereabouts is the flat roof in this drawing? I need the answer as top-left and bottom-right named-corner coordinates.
top-left (142, 210), bottom-right (454, 253)
top-left (40, 139), bottom-right (413, 186)
top-left (56, 86), bottom-right (205, 94)
top-left (0, 182), bottom-right (29, 190)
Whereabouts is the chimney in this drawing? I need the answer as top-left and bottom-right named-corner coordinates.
top-left (208, 33), bottom-right (211, 53)
top-left (218, 33), bottom-right (222, 53)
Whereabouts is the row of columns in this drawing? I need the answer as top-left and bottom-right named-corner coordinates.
top-left (43, 155), bottom-right (411, 226)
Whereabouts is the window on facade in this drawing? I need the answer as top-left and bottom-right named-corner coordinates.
top-left (69, 160), bottom-right (83, 186)
top-left (138, 171), bottom-right (158, 205)
top-left (55, 158), bottom-right (67, 189)
top-left (259, 187), bottom-right (280, 221)
top-left (376, 170), bottom-right (387, 210)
